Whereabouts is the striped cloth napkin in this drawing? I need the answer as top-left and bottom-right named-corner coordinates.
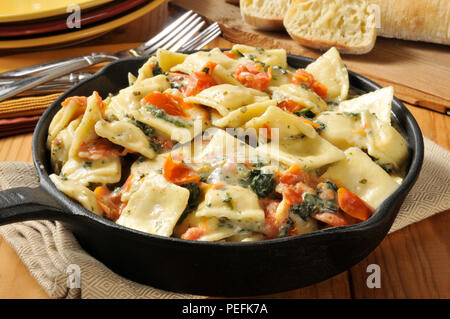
top-left (0, 43), bottom-right (144, 138)
top-left (0, 93), bottom-right (62, 138)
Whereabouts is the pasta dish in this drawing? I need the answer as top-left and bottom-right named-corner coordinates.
top-left (47, 45), bottom-right (409, 241)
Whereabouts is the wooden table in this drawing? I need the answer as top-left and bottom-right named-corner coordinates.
top-left (0, 5), bottom-right (449, 299)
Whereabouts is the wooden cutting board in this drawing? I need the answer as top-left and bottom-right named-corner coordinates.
top-left (173, 0), bottom-right (450, 114)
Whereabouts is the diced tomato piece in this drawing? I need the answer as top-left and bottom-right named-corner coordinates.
top-left (313, 211), bottom-right (350, 227)
top-left (61, 96), bottom-right (87, 108)
top-left (279, 165), bottom-right (303, 185)
top-left (201, 61), bottom-right (217, 74)
top-left (78, 138), bottom-right (122, 160)
top-left (121, 174), bottom-right (135, 194)
top-left (277, 99), bottom-right (304, 113)
top-left (310, 81), bottom-right (328, 100)
top-left (337, 188), bottom-right (373, 221)
top-left (144, 92), bottom-right (190, 117)
top-left (279, 164), bottom-right (318, 187)
top-left (223, 51), bottom-right (237, 59)
top-left (149, 135), bottom-right (174, 152)
top-left (298, 117), bottom-right (320, 128)
top-left (281, 185), bottom-right (304, 205)
top-left (184, 71), bottom-right (217, 96)
top-left (262, 199), bottom-right (282, 239)
top-left (183, 62), bottom-right (218, 97)
top-left (94, 185), bottom-right (123, 221)
top-left (163, 155), bottom-right (201, 185)
top-left (292, 69), bottom-right (315, 87)
top-left (291, 69), bottom-right (328, 100)
top-left (61, 96), bottom-right (88, 119)
top-left (234, 63), bottom-right (272, 91)
top-left (181, 226), bottom-right (206, 240)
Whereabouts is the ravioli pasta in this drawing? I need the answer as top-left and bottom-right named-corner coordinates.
top-left (47, 45), bottom-right (409, 241)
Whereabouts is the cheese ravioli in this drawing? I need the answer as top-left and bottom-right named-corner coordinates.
top-left (47, 45), bottom-right (409, 242)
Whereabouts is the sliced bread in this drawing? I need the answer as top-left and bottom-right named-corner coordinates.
top-left (240, 0), bottom-right (291, 31)
top-left (283, 0), bottom-right (377, 54)
top-left (370, 0), bottom-right (450, 45)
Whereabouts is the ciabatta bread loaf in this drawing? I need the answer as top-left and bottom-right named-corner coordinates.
top-left (370, 0), bottom-right (450, 45)
top-left (283, 0), bottom-right (377, 54)
top-left (240, 0), bottom-right (291, 31)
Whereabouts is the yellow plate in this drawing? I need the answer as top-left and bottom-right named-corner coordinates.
top-left (0, 0), bottom-right (165, 49)
top-left (0, 0), bottom-right (113, 23)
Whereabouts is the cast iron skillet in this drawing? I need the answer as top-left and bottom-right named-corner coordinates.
top-left (0, 53), bottom-right (424, 297)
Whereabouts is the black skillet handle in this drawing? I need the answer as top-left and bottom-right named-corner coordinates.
top-left (0, 186), bottom-right (69, 225)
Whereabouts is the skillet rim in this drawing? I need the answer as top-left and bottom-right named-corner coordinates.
top-left (32, 52), bottom-right (424, 247)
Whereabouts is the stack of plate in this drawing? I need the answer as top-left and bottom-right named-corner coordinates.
top-left (0, 0), bottom-right (165, 49)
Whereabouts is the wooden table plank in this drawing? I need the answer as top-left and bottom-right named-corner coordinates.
top-left (0, 235), bottom-right (49, 299)
top-left (406, 105), bottom-right (450, 150)
top-left (254, 272), bottom-right (352, 299)
top-left (349, 211), bottom-right (450, 298)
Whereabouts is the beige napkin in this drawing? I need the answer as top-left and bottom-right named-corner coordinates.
top-left (0, 138), bottom-right (449, 299)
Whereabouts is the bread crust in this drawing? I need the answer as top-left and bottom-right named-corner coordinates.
top-left (284, 0), bottom-right (377, 55)
top-left (287, 32), bottom-right (376, 54)
top-left (369, 0), bottom-right (450, 45)
top-left (241, 12), bottom-right (285, 31)
top-left (240, 0), bottom-right (289, 31)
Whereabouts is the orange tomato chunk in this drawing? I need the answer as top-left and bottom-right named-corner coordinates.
top-left (337, 187), bottom-right (373, 221)
top-left (262, 199), bottom-right (282, 239)
top-left (61, 96), bottom-right (87, 108)
top-left (144, 92), bottom-right (190, 117)
top-left (298, 117), bottom-right (320, 128)
top-left (94, 185), bottom-right (123, 221)
top-left (292, 69), bottom-right (315, 87)
top-left (181, 226), bottom-right (206, 240)
top-left (184, 62), bottom-right (218, 96)
top-left (291, 69), bottom-right (328, 100)
top-left (163, 155), bottom-right (201, 185)
top-left (313, 211), bottom-right (349, 227)
top-left (279, 164), bottom-right (318, 187)
top-left (223, 51), bottom-right (237, 59)
top-left (277, 99), bottom-right (304, 113)
top-left (234, 63), bottom-right (272, 91)
top-left (78, 138), bottom-right (122, 160)
top-left (310, 81), bottom-right (328, 100)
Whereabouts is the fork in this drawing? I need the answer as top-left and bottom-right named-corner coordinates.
top-left (0, 22), bottom-right (222, 97)
top-left (0, 10), bottom-right (205, 102)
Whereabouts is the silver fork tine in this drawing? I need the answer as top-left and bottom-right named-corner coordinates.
top-left (180, 23), bottom-right (219, 51)
top-left (169, 21), bottom-right (206, 52)
top-left (143, 13), bottom-right (201, 55)
top-left (191, 25), bottom-right (221, 50)
top-left (181, 23), bottom-right (220, 51)
top-left (193, 29), bottom-right (222, 50)
top-left (0, 11), bottom-right (198, 78)
top-left (0, 12), bottom-right (221, 100)
top-left (137, 10), bottom-right (195, 52)
top-left (160, 18), bottom-right (205, 52)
